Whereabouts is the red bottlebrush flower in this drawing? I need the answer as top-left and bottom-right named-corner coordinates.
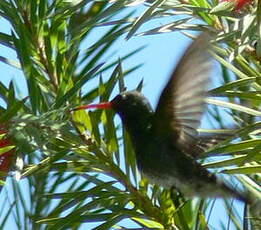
top-left (0, 128), bottom-right (15, 181)
top-left (222, 0), bottom-right (253, 11)
top-left (0, 150), bottom-right (14, 173)
top-left (235, 0), bottom-right (252, 10)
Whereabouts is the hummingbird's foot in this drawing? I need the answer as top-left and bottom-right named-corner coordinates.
top-left (170, 186), bottom-right (187, 200)
top-left (170, 186), bottom-right (187, 209)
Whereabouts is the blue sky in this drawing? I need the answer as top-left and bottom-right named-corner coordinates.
top-left (0, 4), bottom-right (244, 229)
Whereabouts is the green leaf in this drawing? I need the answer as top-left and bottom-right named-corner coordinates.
top-left (210, 1), bottom-right (234, 14)
top-left (0, 97), bottom-right (27, 122)
top-left (0, 55), bottom-right (21, 69)
top-left (206, 98), bottom-right (261, 116)
top-left (54, 63), bottom-right (104, 109)
top-left (126, 0), bottom-right (166, 40)
top-left (209, 77), bottom-right (256, 95)
top-left (221, 166), bottom-right (261, 174)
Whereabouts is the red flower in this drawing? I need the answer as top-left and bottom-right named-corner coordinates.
top-left (235, 0), bottom-right (252, 10)
top-left (0, 128), bottom-right (15, 181)
top-left (0, 139), bottom-right (15, 173)
top-left (222, 0), bottom-right (253, 11)
top-left (0, 151), bottom-right (14, 172)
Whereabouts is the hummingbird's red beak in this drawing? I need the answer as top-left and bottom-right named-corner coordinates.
top-left (71, 102), bottom-right (112, 111)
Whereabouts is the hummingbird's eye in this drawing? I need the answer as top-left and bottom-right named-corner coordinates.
top-left (114, 94), bottom-right (125, 102)
top-left (115, 93), bottom-right (127, 102)
top-left (121, 94), bottom-right (127, 100)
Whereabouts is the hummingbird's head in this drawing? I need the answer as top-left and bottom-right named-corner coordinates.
top-left (72, 90), bottom-right (153, 128)
top-left (110, 91), bottom-right (154, 134)
top-left (110, 91), bottom-right (153, 118)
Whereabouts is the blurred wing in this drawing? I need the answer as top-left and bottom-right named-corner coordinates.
top-left (154, 33), bottom-right (213, 149)
top-left (189, 134), bottom-right (231, 159)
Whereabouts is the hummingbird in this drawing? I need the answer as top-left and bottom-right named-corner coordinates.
top-left (73, 33), bottom-right (250, 203)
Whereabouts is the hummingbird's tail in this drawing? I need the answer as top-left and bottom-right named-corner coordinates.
top-left (243, 195), bottom-right (261, 229)
top-left (221, 179), bottom-right (258, 203)
top-left (219, 180), bottom-right (247, 203)
top-left (221, 181), bottom-right (261, 225)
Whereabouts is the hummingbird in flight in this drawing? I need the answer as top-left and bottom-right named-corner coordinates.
top-left (73, 33), bottom-right (250, 203)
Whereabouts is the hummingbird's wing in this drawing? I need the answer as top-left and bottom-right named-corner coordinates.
top-left (154, 33), bottom-right (213, 153)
